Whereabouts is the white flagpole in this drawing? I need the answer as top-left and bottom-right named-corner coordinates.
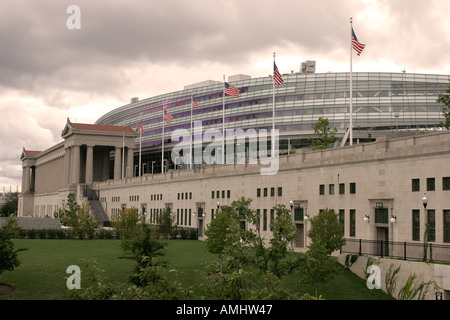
top-left (190, 91), bottom-right (194, 170)
top-left (350, 17), bottom-right (353, 146)
top-left (222, 75), bottom-right (225, 165)
top-left (273, 53), bottom-right (276, 157)
top-left (122, 126), bottom-right (125, 179)
top-left (162, 108), bottom-right (165, 174)
top-left (139, 115), bottom-right (142, 177)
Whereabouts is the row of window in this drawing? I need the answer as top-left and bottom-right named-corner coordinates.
top-left (319, 183), bottom-right (356, 195)
top-left (412, 177), bottom-right (450, 192)
top-left (211, 190), bottom-right (231, 199)
top-left (178, 192), bottom-right (193, 200)
top-left (412, 209), bottom-right (450, 243)
top-left (256, 187), bottom-right (283, 198)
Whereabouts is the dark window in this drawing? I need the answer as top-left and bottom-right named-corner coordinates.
top-left (264, 188), bottom-right (268, 197)
top-left (339, 209), bottom-right (345, 235)
top-left (257, 188), bottom-right (261, 197)
top-left (277, 187), bottom-right (282, 197)
top-left (412, 178), bottom-right (420, 192)
top-left (270, 187), bottom-right (275, 197)
top-left (427, 178), bottom-right (435, 191)
top-left (427, 210), bottom-right (435, 242)
top-left (443, 177), bottom-right (450, 191)
top-left (444, 210), bottom-right (450, 243)
top-left (412, 210), bottom-right (420, 241)
top-left (211, 191), bottom-right (214, 199)
top-left (329, 184), bottom-right (334, 195)
top-left (319, 184), bottom-right (325, 195)
top-left (350, 210), bottom-right (356, 237)
top-left (350, 182), bottom-right (356, 194)
top-left (339, 183), bottom-right (345, 194)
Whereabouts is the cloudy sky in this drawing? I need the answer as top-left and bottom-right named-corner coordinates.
top-left (1, 0), bottom-right (450, 191)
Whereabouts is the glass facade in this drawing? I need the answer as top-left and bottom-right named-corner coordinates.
top-left (96, 72), bottom-right (449, 173)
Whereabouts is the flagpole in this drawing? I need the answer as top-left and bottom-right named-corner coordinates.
top-left (122, 126), bottom-right (125, 179)
top-left (190, 91), bottom-right (194, 170)
top-left (349, 17), bottom-right (353, 146)
top-left (273, 53), bottom-right (276, 157)
top-left (139, 115), bottom-right (142, 177)
top-left (222, 75), bottom-right (225, 165)
top-left (162, 108), bottom-right (165, 174)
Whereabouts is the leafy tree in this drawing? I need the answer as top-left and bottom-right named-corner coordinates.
top-left (224, 198), bottom-right (297, 277)
top-left (307, 208), bottom-right (345, 255)
top-left (0, 218), bottom-right (25, 276)
top-left (58, 193), bottom-right (98, 239)
top-left (0, 192), bottom-right (18, 217)
top-left (157, 208), bottom-right (177, 239)
top-left (112, 207), bottom-right (141, 239)
top-left (436, 82), bottom-right (450, 130)
top-left (308, 117), bottom-right (338, 150)
top-left (205, 206), bottom-right (240, 273)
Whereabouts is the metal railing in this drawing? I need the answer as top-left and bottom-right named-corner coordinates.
top-left (340, 238), bottom-right (450, 263)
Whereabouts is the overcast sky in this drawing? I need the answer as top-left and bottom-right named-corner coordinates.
top-left (1, 0), bottom-right (450, 191)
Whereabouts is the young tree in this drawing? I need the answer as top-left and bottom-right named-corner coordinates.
top-left (308, 117), bottom-right (338, 150)
top-left (58, 193), bottom-right (98, 239)
top-left (436, 82), bottom-right (450, 130)
top-left (0, 218), bottom-right (25, 276)
top-left (0, 192), bottom-right (18, 217)
top-left (307, 208), bottom-right (345, 255)
top-left (157, 208), bottom-right (177, 239)
top-left (226, 198), bottom-right (297, 277)
top-left (205, 206), bottom-right (240, 273)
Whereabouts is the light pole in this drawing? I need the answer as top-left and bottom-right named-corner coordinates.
top-left (422, 193), bottom-right (429, 261)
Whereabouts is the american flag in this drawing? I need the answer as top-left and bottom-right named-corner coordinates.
top-left (273, 62), bottom-right (284, 85)
top-left (164, 109), bottom-right (173, 124)
top-left (192, 99), bottom-right (199, 110)
top-left (138, 122), bottom-right (144, 133)
top-left (224, 82), bottom-right (239, 98)
top-left (352, 27), bottom-right (365, 56)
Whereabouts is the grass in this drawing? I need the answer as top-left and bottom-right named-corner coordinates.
top-left (0, 239), bottom-right (393, 300)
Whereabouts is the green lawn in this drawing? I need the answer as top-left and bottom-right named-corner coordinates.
top-left (0, 239), bottom-right (393, 300)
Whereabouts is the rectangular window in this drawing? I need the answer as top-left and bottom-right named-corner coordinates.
top-left (443, 177), bottom-right (450, 191)
top-left (329, 184), bottom-right (334, 195)
top-left (339, 209), bottom-right (345, 236)
top-left (412, 210), bottom-right (420, 241)
top-left (211, 209), bottom-right (214, 220)
top-left (444, 210), bottom-right (450, 243)
top-left (277, 187), bottom-right (282, 197)
top-left (270, 187), bottom-right (275, 197)
top-left (263, 209), bottom-right (267, 231)
top-left (427, 210), bottom-right (436, 242)
top-left (350, 182), bottom-right (356, 194)
top-left (222, 190), bottom-right (225, 199)
top-left (189, 209), bottom-right (192, 226)
top-left (256, 209), bottom-right (261, 231)
top-left (350, 210), bottom-right (356, 237)
top-left (216, 191), bottom-right (220, 198)
top-left (227, 190), bottom-right (231, 198)
top-left (270, 209), bottom-right (274, 231)
top-left (212, 191), bottom-right (214, 199)
top-left (339, 183), bottom-right (345, 194)
top-left (427, 178), bottom-right (435, 191)
top-left (294, 206), bottom-right (304, 221)
top-left (319, 184), bottom-right (325, 195)
top-left (375, 208), bottom-right (389, 224)
top-left (412, 178), bottom-right (420, 192)
top-left (257, 188), bottom-right (261, 197)
top-left (264, 188), bottom-right (268, 197)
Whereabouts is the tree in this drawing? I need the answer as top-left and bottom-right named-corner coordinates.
top-left (0, 192), bottom-right (18, 217)
top-left (307, 208), bottom-right (345, 255)
top-left (225, 198), bottom-right (297, 277)
top-left (0, 217), bottom-right (25, 276)
top-left (308, 117), bottom-right (338, 150)
top-left (58, 193), bottom-right (98, 239)
top-left (436, 82), bottom-right (450, 130)
top-left (205, 206), bottom-right (240, 273)
top-left (157, 208), bottom-right (177, 239)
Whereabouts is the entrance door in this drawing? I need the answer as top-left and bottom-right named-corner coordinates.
top-left (376, 227), bottom-right (389, 257)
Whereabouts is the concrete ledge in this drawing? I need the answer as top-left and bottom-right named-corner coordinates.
top-left (0, 217), bottom-right (61, 230)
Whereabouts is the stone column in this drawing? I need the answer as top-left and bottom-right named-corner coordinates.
top-left (114, 147), bottom-right (121, 180)
top-left (64, 147), bottom-right (71, 185)
top-left (71, 145), bottom-right (80, 184)
top-left (86, 145), bottom-right (94, 185)
top-left (22, 166), bottom-right (30, 194)
top-left (126, 147), bottom-right (134, 178)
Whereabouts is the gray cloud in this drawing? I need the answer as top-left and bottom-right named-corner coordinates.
top-left (1, 0), bottom-right (450, 190)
